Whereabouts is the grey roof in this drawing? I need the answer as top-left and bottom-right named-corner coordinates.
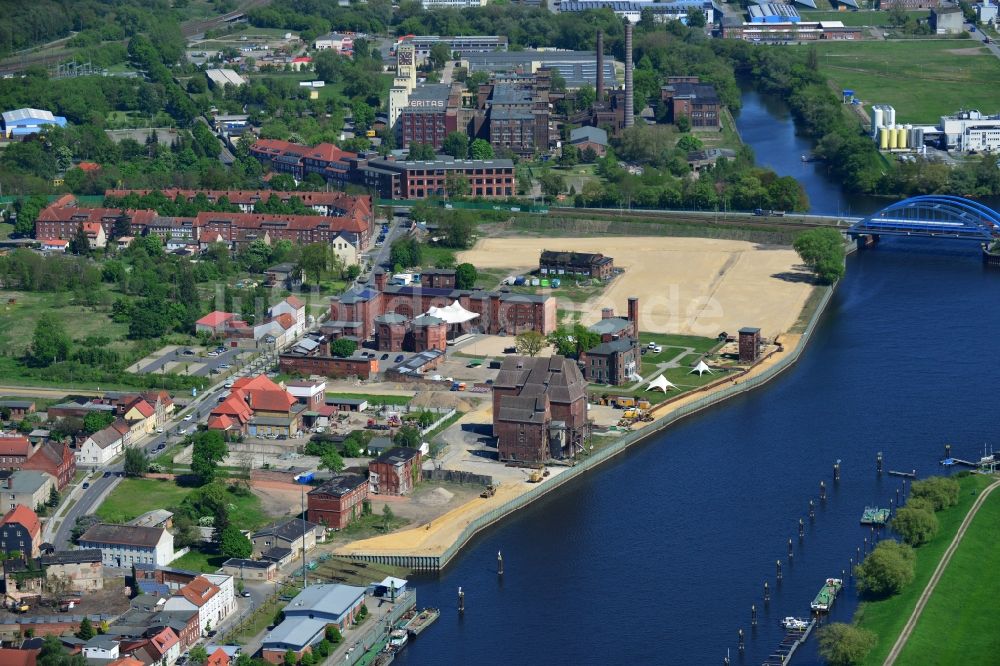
top-left (373, 447), bottom-right (421, 466)
top-left (335, 287), bottom-right (379, 305)
top-left (40, 550), bottom-right (102, 565)
top-left (260, 546), bottom-right (293, 562)
top-left (410, 315), bottom-right (444, 327)
top-left (127, 509), bottom-right (173, 528)
top-left (491, 85), bottom-right (533, 105)
top-left (325, 397), bottom-right (367, 406)
top-left (85, 636), bottom-right (119, 650)
top-left (497, 394), bottom-right (548, 424)
top-left (250, 415), bottom-right (296, 426)
top-left (588, 337), bottom-right (636, 355)
top-left (370, 157), bottom-right (515, 170)
top-left (79, 524), bottom-right (166, 548)
top-left (375, 313), bottom-right (409, 325)
top-left (368, 436), bottom-right (393, 451)
top-left (491, 108), bottom-right (534, 121)
top-left (263, 616), bottom-right (328, 650)
top-left (570, 125), bottom-right (608, 146)
top-left (2, 108), bottom-right (59, 124)
top-left (739, 327), bottom-right (761, 334)
top-left (668, 82), bottom-right (719, 104)
top-left (223, 557), bottom-right (274, 570)
top-left (252, 518), bottom-right (320, 542)
top-left (408, 83), bottom-right (452, 103)
top-left (463, 50), bottom-right (617, 89)
top-left (309, 474), bottom-right (368, 498)
top-left (588, 318), bottom-right (630, 336)
top-left (87, 426), bottom-right (123, 450)
top-left (391, 349), bottom-right (445, 374)
top-left (4, 470), bottom-right (52, 493)
top-left (0, 400), bottom-right (34, 408)
top-left (282, 583), bottom-right (366, 619)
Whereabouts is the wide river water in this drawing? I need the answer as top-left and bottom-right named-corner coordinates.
top-left (393, 91), bottom-right (1000, 665)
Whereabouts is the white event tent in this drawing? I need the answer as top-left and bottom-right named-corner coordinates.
top-left (691, 360), bottom-right (714, 376)
top-left (425, 301), bottom-right (480, 325)
top-left (646, 375), bottom-right (677, 392)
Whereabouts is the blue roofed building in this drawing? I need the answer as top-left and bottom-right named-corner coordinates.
top-left (262, 584), bottom-right (367, 662)
top-left (2, 108), bottom-right (68, 139)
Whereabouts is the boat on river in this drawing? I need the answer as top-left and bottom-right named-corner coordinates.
top-left (810, 578), bottom-right (843, 612)
top-left (405, 607), bottom-right (440, 638)
top-left (781, 617), bottom-right (810, 630)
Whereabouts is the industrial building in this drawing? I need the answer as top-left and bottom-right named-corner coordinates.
top-left (420, 0), bottom-right (486, 7)
top-left (931, 5), bottom-right (964, 33)
top-left (748, 3), bottom-right (801, 22)
top-left (940, 110), bottom-right (1000, 152)
top-left (352, 156), bottom-right (517, 199)
top-left (474, 71), bottom-right (554, 156)
top-left (461, 50), bottom-right (617, 90)
top-left (661, 77), bottom-right (721, 128)
top-left (558, 0), bottom-right (717, 25)
top-left (397, 83), bottom-right (462, 150)
top-left (1, 108), bottom-right (67, 139)
top-left (539, 250), bottom-right (615, 279)
top-left (205, 69), bottom-right (247, 89)
top-left (721, 18), bottom-right (861, 41)
top-left (400, 35), bottom-right (508, 63)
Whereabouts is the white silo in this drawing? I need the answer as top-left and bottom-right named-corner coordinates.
top-left (885, 105), bottom-right (896, 127)
top-left (871, 106), bottom-right (884, 138)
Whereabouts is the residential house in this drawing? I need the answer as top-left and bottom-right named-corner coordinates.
top-left (1, 471), bottom-right (55, 515)
top-left (307, 474), bottom-right (369, 529)
top-left (208, 375), bottom-right (302, 437)
top-left (251, 518), bottom-right (321, 559)
top-left (78, 524), bottom-right (175, 568)
top-left (22, 442), bottom-right (76, 490)
top-left (582, 337), bottom-right (639, 385)
top-left (369, 447), bottom-right (421, 496)
top-left (82, 221), bottom-right (107, 249)
top-left (331, 234), bottom-right (358, 266)
top-left (206, 647), bottom-right (230, 666)
top-left (76, 425), bottom-right (124, 466)
top-left (221, 558), bottom-right (277, 582)
top-left (135, 627), bottom-right (181, 666)
top-left (162, 574), bottom-right (235, 634)
top-left (268, 296), bottom-right (306, 339)
top-left (3, 557), bottom-right (46, 598)
top-left (40, 238), bottom-right (69, 252)
top-left (0, 400), bottom-right (35, 420)
top-left (264, 263), bottom-right (304, 289)
top-left (0, 435), bottom-right (32, 472)
top-left (195, 311), bottom-right (239, 336)
top-left (121, 398), bottom-right (157, 435)
top-left (0, 505), bottom-right (42, 557)
top-left (539, 250), bottom-right (615, 280)
top-left (39, 550), bottom-right (104, 592)
top-left (261, 585), bottom-right (366, 664)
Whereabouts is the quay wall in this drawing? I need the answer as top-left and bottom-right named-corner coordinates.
top-left (348, 285), bottom-right (836, 572)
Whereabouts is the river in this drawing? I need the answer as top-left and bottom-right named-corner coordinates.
top-left (392, 93), bottom-right (1000, 665)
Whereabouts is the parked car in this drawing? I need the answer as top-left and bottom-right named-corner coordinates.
top-left (183, 414), bottom-right (193, 421)
top-left (102, 471), bottom-right (111, 478)
top-left (652, 345), bottom-right (663, 354)
top-left (242, 591), bottom-right (251, 598)
top-left (395, 354), bottom-right (404, 362)
top-left (156, 443), bottom-right (166, 450)
top-left (82, 482), bottom-right (90, 489)
top-left (381, 353), bottom-right (389, 360)
top-left (156, 428), bottom-right (164, 433)
top-left (182, 349), bottom-right (195, 356)
top-left (647, 342), bottom-right (657, 349)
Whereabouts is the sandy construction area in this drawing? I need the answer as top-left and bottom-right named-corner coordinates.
top-left (458, 236), bottom-right (815, 337)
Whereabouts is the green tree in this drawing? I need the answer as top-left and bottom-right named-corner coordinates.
top-left (576, 83), bottom-right (596, 111)
top-left (855, 540), bottom-right (916, 598)
top-left (188, 645), bottom-right (209, 665)
top-left (325, 625), bottom-right (343, 643)
top-left (30, 314), bottom-right (72, 367)
top-left (393, 425), bottom-right (421, 449)
top-left (191, 430), bottom-right (229, 486)
top-left (76, 617), bottom-right (95, 640)
top-left (351, 100), bottom-right (376, 133)
top-left (455, 263), bottom-right (477, 289)
top-left (445, 172), bottom-right (471, 198)
top-left (429, 42), bottom-right (452, 69)
top-left (515, 330), bottom-right (546, 357)
top-left (676, 114), bottom-right (691, 133)
top-left (83, 411), bottom-right (114, 434)
top-left (13, 195), bottom-right (49, 236)
top-left (442, 132), bottom-right (469, 159)
top-left (38, 634), bottom-right (87, 666)
top-left (47, 485), bottom-right (60, 508)
top-left (793, 228), bottom-right (845, 284)
top-left (909, 476), bottom-right (960, 511)
top-left (408, 142), bottom-right (437, 160)
top-left (686, 6), bottom-right (707, 28)
top-left (559, 144), bottom-right (579, 167)
top-left (124, 447), bottom-right (150, 478)
top-left (439, 213), bottom-right (474, 248)
top-left (381, 503), bottom-right (395, 531)
top-left (220, 524), bottom-right (252, 559)
top-left (320, 449), bottom-right (345, 473)
top-left (538, 171), bottom-right (566, 198)
top-left (677, 134), bottom-right (704, 152)
top-left (298, 243), bottom-right (329, 284)
top-left (284, 649), bottom-right (298, 666)
top-left (68, 223), bottom-right (90, 255)
top-left (329, 338), bottom-right (357, 358)
top-left (470, 138), bottom-right (494, 160)
top-left (817, 623), bottom-right (877, 666)
top-left (891, 504), bottom-right (939, 546)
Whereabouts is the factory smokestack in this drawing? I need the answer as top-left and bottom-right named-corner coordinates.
top-left (596, 30), bottom-right (604, 103)
top-left (624, 21), bottom-right (634, 128)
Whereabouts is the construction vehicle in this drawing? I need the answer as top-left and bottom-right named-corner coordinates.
top-left (527, 470), bottom-right (543, 483)
top-left (480, 484), bottom-right (497, 498)
top-left (622, 408), bottom-right (639, 419)
top-left (12, 602), bottom-right (29, 613)
top-left (613, 396), bottom-right (636, 409)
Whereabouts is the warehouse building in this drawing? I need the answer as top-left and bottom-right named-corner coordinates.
top-left (1, 108), bottom-right (67, 139)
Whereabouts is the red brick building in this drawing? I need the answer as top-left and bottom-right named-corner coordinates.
top-left (539, 250), bottom-right (615, 280)
top-left (0, 400), bottom-right (35, 420)
top-left (353, 157), bottom-right (516, 200)
top-left (369, 447), bottom-right (421, 496)
top-left (278, 352), bottom-right (378, 379)
top-left (420, 269), bottom-right (456, 289)
top-left (660, 78), bottom-right (721, 129)
top-left (0, 436), bottom-right (32, 472)
top-left (34, 195), bottom-right (157, 241)
top-left (22, 442), bottom-right (76, 490)
top-left (375, 314), bottom-right (408, 352)
top-left (398, 83), bottom-right (461, 150)
top-left (106, 188), bottom-right (366, 218)
top-left (408, 315), bottom-right (448, 352)
top-left (248, 140), bottom-right (356, 187)
top-left (739, 327), bottom-right (761, 363)
top-left (307, 474), bottom-right (369, 529)
top-left (492, 356), bottom-right (589, 463)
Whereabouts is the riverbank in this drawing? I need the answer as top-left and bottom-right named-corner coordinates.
top-left (336, 284), bottom-right (835, 571)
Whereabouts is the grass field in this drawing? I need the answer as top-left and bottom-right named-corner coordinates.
top-left (593, 363), bottom-right (731, 405)
top-left (0, 222), bottom-right (13, 239)
top-left (171, 549), bottom-right (228, 573)
top-left (0, 291), bottom-right (128, 356)
top-left (854, 473), bottom-right (995, 665)
top-left (799, 10), bottom-right (924, 26)
top-left (815, 41), bottom-right (1000, 123)
top-left (326, 392), bottom-right (412, 407)
top-left (892, 482), bottom-right (1000, 664)
top-left (96, 478), bottom-right (270, 530)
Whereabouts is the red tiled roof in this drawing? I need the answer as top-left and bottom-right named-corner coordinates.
top-left (178, 576), bottom-right (220, 608)
top-left (0, 648), bottom-right (38, 666)
top-left (284, 295), bottom-right (305, 309)
top-left (292, 56), bottom-right (312, 63)
top-left (148, 627), bottom-right (179, 656)
top-left (232, 374), bottom-right (284, 392)
top-left (37, 203), bottom-right (156, 227)
top-left (196, 311), bottom-right (237, 327)
top-left (207, 414), bottom-right (236, 431)
top-left (1, 505), bottom-right (41, 539)
top-left (40, 239), bottom-right (69, 246)
top-left (77, 162), bottom-right (101, 172)
top-left (193, 211), bottom-right (367, 234)
top-left (125, 398), bottom-right (155, 418)
top-left (273, 313), bottom-right (295, 330)
top-left (108, 658), bottom-right (144, 666)
top-left (0, 436), bottom-right (31, 456)
top-left (206, 647), bottom-right (230, 666)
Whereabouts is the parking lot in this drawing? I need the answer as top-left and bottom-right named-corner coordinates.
top-left (127, 344), bottom-right (253, 378)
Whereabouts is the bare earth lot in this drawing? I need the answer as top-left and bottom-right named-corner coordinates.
top-left (458, 236), bottom-right (814, 337)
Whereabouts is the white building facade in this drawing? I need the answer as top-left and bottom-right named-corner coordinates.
top-left (78, 524), bottom-right (175, 568)
top-left (940, 111), bottom-right (1000, 152)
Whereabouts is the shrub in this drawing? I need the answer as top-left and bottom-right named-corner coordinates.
top-left (854, 540), bottom-right (916, 598)
top-left (891, 505), bottom-right (939, 546)
top-left (817, 623), bottom-right (878, 666)
top-left (909, 476), bottom-right (960, 511)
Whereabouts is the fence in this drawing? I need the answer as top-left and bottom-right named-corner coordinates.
top-left (350, 285), bottom-right (836, 572)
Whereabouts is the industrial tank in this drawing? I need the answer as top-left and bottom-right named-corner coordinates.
top-left (885, 105), bottom-right (896, 127)
top-left (879, 127), bottom-right (889, 150)
top-left (913, 127), bottom-right (924, 148)
top-left (898, 126), bottom-right (909, 149)
top-left (888, 126), bottom-right (898, 149)
top-left (870, 106), bottom-right (884, 138)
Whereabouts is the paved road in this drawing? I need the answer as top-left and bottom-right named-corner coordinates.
top-left (882, 479), bottom-right (1000, 666)
top-left (965, 23), bottom-right (1000, 59)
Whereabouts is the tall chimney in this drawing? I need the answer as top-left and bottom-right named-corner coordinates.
top-left (628, 297), bottom-right (639, 338)
top-left (624, 22), bottom-right (634, 129)
top-left (595, 30), bottom-right (605, 103)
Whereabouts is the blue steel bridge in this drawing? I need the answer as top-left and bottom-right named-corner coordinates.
top-left (848, 195), bottom-right (1000, 241)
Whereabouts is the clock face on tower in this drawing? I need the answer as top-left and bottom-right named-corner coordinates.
top-left (399, 50), bottom-right (413, 66)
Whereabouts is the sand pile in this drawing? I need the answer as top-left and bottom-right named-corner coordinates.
top-left (410, 392), bottom-right (475, 412)
top-left (418, 487), bottom-right (455, 506)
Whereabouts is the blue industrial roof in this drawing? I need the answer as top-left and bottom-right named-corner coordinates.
top-left (282, 584), bottom-right (366, 621)
top-left (263, 617), bottom-right (328, 650)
